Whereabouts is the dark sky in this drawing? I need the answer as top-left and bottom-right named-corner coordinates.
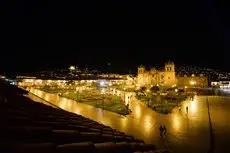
top-left (0, 0), bottom-right (229, 73)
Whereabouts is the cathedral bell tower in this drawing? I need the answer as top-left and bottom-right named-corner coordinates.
top-left (165, 61), bottom-right (175, 72)
top-left (164, 61), bottom-right (176, 87)
top-left (138, 65), bottom-right (145, 74)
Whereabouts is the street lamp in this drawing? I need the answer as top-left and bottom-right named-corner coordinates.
top-left (146, 89), bottom-right (150, 107)
top-left (123, 87), bottom-right (126, 103)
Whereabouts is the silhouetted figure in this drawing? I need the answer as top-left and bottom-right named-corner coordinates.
top-left (159, 125), bottom-right (164, 138)
top-left (186, 106), bottom-right (188, 113)
top-left (163, 126), bottom-right (166, 135)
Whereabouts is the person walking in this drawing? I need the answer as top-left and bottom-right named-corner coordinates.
top-left (163, 125), bottom-right (166, 136)
top-left (186, 106), bottom-right (188, 113)
top-left (159, 125), bottom-right (164, 138)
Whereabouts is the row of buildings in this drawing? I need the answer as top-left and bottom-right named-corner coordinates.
top-left (136, 62), bottom-right (208, 88)
top-left (14, 62), bottom-right (230, 89)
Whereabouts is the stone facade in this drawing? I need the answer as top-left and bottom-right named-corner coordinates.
top-left (136, 62), bottom-right (208, 88)
top-left (136, 62), bottom-right (177, 88)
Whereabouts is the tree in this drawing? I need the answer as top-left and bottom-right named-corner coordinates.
top-left (178, 89), bottom-right (185, 95)
top-left (140, 86), bottom-right (147, 93)
top-left (150, 86), bottom-right (160, 93)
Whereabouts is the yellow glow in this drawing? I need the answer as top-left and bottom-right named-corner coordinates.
top-left (69, 66), bottom-right (75, 70)
top-left (175, 89), bottom-right (178, 92)
top-left (190, 81), bottom-right (196, 85)
top-left (146, 89), bottom-right (150, 92)
top-left (172, 115), bottom-right (181, 131)
top-left (184, 86), bottom-right (188, 89)
top-left (172, 84), bottom-right (177, 87)
top-left (121, 118), bottom-right (127, 130)
top-left (190, 98), bottom-right (197, 114)
top-left (143, 115), bottom-right (153, 134)
top-left (101, 89), bottom-right (105, 94)
top-left (135, 104), bottom-right (141, 119)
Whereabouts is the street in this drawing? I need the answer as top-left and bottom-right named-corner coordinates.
top-left (28, 88), bottom-right (230, 153)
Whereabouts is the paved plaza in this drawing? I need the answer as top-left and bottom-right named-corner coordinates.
top-left (28, 88), bottom-right (230, 153)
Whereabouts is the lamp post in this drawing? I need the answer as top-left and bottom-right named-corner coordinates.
top-left (146, 89), bottom-right (150, 107)
top-left (123, 87), bottom-right (126, 103)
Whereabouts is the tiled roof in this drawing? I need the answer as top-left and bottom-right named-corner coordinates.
top-left (0, 82), bottom-right (166, 153)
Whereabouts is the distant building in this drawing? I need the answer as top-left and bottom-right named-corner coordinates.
top-left (136, 62), bottom-right (208, 88)
top-left (211, 81), bottom-right (230, 89)
top-left (136, 62), bottom-right (176, 88)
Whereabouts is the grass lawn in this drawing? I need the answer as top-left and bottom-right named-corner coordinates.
top-left (62, 92), bottom-right (129, 115)
top-left (137, 94), bottom-right (187, 114)
top-left (40, 87), bottom-right (129, 115)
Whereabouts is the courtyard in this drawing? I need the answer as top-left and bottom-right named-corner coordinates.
top-left (28, 88), bottom-right (230, 153)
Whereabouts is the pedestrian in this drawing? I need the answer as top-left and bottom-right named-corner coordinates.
top-left (159, 125), bottom-right (163, 138)
top-left (186, 106), bottom-right (188, 113)
top-left (163, 125), bottom-right (166, 136)
top-left (127, 103), bottom-right (129, 109)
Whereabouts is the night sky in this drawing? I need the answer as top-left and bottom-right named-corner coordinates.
top-left (0, 0), bottom-right (229, 73)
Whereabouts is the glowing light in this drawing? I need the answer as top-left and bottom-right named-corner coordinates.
top-left (175, 89), bottom-right (178, 92)
top-left (69, 66), bottom-right (75, 70)
top-left (184, 86), bottom-right (188, 89)
top-left (101, 88), bottom-right (105, 94)
top-left (190, 99), bottom-right (197, 114)
top-left (100, 81), bottom-right (105, 86)
top-left (146, 89), bottom-right (150, 92)
top-left (172, 115), bottom-right (181, 131)
top-left (172, 84), bottom-right (177, 87)
top-left (190, 81), bottom-right (196, 85)
top-left (135, 104), bottom-right (141, 119)
top-left (143, 115), bottom-right (153, 134)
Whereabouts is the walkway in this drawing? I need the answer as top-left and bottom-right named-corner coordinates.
top-left (27, 88), bottom-right (230, 153)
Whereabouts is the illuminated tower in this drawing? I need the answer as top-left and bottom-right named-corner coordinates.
top-left (165, 61), bottom-right (175, 72)
top-left (138, 65), bottom-right (145, 74)
top-left (137, 65), bottom-right (146, 87)
top-left (164, 61), bottom-right (176, 87)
